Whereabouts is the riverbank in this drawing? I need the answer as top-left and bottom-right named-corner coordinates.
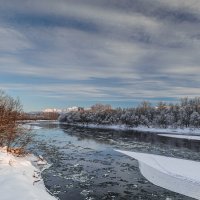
top-left (0, 147), bottom-right (56, 200)
top-left (59, 122), bottom-right (200, 135)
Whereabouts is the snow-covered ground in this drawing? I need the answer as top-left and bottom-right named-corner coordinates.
top-left (61, 122), bottom-right (200, 135)
top-left (158, 134), bottom-right (200, 141)
top-left (116, 150), bottom-right (200, 200)
top-left (0, 148), bottom-right (56, 200)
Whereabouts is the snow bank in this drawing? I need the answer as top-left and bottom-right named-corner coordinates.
top-left (133, 126), bottom-right (200, 135)
top-left (75, 123), bottom-right (131, 130)
top-left (61, 122), bottom-right (200, 135)
top-left (0, 148), bottom-right (56, 200)
top-left (116, 150), bottom-right (200, 200)
top-left (158, 134), bottom-right (200, 141)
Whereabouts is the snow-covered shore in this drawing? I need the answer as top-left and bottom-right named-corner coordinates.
top-left (132, 126), bottom-right (200, 135)
top-left (116, 150), bottom-right (200, 200)
top-left (158, 134), bottom-right (200, 141)
top-left (0, 148), bottom-right (56, 200)
top-left (60, 122), bottom-right (200, 135)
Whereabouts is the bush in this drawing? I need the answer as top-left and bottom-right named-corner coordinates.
top-left (0, 90), bottom-right (32, 153)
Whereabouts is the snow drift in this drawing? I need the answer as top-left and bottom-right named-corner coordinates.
top-left (0, 148), bottom-right (56, 200)
top-left (116, 150), bottom-right (200, 200)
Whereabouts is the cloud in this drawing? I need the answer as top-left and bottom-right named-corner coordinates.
top-left (0, 26), bottom-right (32, 52)
top-left (0, 0), bottom-right (200, 110)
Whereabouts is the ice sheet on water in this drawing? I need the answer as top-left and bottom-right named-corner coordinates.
top-left (21, 124), bottom-right (42, 130)
top-left (158, 134), bottom-right (200, 141)
top-left (80, 189), bottom-right (93, 196)
top-left (116, 150), bottom-right (200, 200)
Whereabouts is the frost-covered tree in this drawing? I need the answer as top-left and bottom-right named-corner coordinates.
top-left (58, 99), bottom-right (200, 129)
top-left (190, 112), bottom-right (200, 127)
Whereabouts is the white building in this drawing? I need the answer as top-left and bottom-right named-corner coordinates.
top-left (43, 106), bottom-right (81, 113)
top-left (43, 108), bottom-right (62, 113)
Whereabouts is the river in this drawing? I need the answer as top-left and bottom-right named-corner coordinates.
top-left (28, 121), bottom-right (200, 200)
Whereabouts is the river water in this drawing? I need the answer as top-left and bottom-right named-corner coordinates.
top-left (28, 121), bottom-right (200, 200)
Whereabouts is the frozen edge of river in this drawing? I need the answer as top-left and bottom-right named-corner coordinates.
top-left (116, 150), bottom-right (200, 200)
top-left (59, 122), bottom-right (200, 136)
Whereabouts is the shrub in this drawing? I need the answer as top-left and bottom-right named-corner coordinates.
top-left (0, 90), bottom-right (32, 153)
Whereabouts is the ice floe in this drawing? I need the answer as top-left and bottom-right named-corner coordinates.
top-left (158, 134), bottom-right (200, 141)
top-left (116, 150), bottom-right (200, 200)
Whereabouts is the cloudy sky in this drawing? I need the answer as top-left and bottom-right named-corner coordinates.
top-left (0, 0), bottom-right (200, 111)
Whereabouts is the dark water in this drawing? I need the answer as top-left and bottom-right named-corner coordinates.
top-left (28, 121), bottom-right (200, 200)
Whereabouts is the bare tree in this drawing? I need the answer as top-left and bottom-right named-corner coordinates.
top-left (0, 90), bottom-right (32, 154)
top-left (91, 104), bottom-right (112, 112)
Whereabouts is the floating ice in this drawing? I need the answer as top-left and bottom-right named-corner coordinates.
top-left (158, 134), bottom-right (200, 141)
top-left (21, 124), bottom-right (42, 130)
top-left (116, 150), bottom-right (200, 200)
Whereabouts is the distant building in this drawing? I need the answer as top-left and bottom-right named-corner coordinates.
top-left (62, 106), bottom-right (84, 113)
top-left (43, 106), bottom-right (90, 114)
top-left (43, 108), bottom-right (62, 113)
top-left (84, 107), bottom-right (91, 111)
top-left (66, 106), bottom-right (79, 112)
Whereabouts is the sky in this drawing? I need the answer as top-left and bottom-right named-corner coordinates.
top-left (0, 0), bottom-right (200, 111)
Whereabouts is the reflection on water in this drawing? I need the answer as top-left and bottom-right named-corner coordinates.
top-left (28, 121), bottom-right (200, 200)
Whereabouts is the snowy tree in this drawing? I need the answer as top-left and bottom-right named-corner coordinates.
top-left (190, 112), bottom-right (200, 127)
top-left (58, 97), bottom-right (200, 129)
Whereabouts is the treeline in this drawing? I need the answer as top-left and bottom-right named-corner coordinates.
top-left (59, 97), bottom-right (200, 129)
top-left (20, 112), bottom-right (59, 121)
